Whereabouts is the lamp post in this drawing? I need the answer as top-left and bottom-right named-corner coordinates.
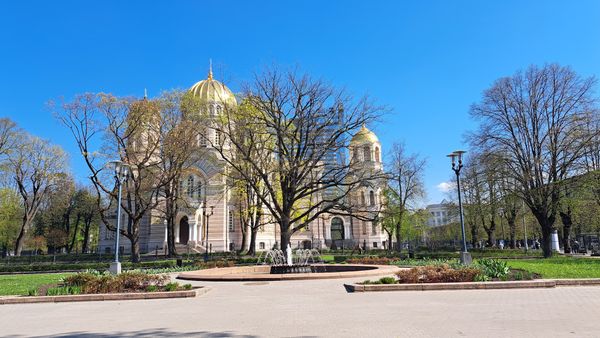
top-left (108, 160), bottom-right (129, 274)
top-left (203, 201), bottom-right (214, 261)
top-left (447, 150), bottom-right (472, 265)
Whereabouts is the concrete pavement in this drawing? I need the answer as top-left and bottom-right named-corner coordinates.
top-left (1, 276), bottom-right (600, 337)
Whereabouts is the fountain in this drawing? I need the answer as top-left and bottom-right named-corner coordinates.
top-left (257, 245), bottom-right (324, 274)
top-left (178, 245), bottom-right (400, 281)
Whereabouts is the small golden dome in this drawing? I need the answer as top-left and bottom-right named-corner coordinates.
top-left (351, 124), bottom-right (379, 145)
top-left (189, 66), bottom-right (237, 106)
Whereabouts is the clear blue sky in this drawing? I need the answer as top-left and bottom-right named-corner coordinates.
top-left (1, 0), bottom-right (599, 204)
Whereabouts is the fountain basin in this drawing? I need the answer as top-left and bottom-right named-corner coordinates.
top-left (177, 264), bottom-right (400, 282)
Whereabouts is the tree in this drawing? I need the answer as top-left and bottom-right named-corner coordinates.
top-left (9, 134), bottom-right (67, 256)
top-left (0, 187), bottom-right (22, 257)
top-left (387, 143), bottom-right (426, 252)
top-left (0, 118), bottom-right (17, 158)
top-left (470, 64), bottom-right (598, 257)
top-left (56, 93), bottom-right (166, 262)
top-left (208, 67), bottom-right (383, 250)
top-left (155, 90), bottom-right (208, 257)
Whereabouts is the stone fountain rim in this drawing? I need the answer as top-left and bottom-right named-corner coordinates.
top-left (176, 264), bottom-right (400, 282)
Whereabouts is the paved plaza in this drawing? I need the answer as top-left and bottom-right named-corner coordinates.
top-left (1, 276), bottom-right (600, 337)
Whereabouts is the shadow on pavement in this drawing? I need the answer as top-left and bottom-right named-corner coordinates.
top-left (5, 328), bottom-right (261, 338)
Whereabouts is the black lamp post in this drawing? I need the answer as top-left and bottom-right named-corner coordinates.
top-left (203, 202), bottom-right (214, 261)
top-left (447, 150), bottom-right (472, 265)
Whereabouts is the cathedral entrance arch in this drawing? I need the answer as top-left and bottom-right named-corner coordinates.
top-left (179, 216), bottom-right (189, 244)
top-left (330, 217), bottom-right (345, 249)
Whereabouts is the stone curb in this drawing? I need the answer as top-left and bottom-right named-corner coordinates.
top-left (177, 264), bottom-right (400, 282)
top-left (0, 287), bottom-right (209, 305)
top-left (345, 279), bottom-right (600, 292)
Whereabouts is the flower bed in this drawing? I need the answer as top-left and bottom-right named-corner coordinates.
top-left (27, 271), bottom-right (192, 296)
top-left (360, 259), bottom-right (538, 285)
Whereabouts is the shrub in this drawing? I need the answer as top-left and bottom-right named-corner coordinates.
top-left (395, 264), bottom-right (481, 283)
top-left (46, 286), bottom-right (81, 296)
top-left (476, 259), bottom-right (510, 279)
top-left (146, 285), bottom-right (158, 292)
top-left (27, 288), bottom-right (39, 296)
top-left (379, 277), bottom-right (396, 284)
top-left (62, 271), bottom-right (169, 294)
top-left (346, 257), bottom-right (397, 265)
top-left (183, 284), bottom-right (193, 290)
top-left (164, 282), bottom-right (179, 292)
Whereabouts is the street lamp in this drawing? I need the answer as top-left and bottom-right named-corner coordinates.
top-left (203, 201), bottom-right (214, 261)
top-left (447, 150), bottom-right (472, 265)
top-left (108, 160), bottom-right (129, 274)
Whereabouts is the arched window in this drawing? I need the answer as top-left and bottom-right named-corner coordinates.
top-left (353, 148), bottom-right (360, 162)
top-left (372, 222), bottom-right (377, 235)
top-left (362, 221), bottom-right (367, 235)
top-left (360, 191), bottom-right (366, 205)
top-left (363, 146), bottom-right (371, 161)
top-left (369, 191), bottom-right (375, 206)
top-left (187, 176), bottom-right (194, 198)
top-left (375, 147), bottom-right (380, 162)
top-left (215, 130), bottom-right (221, 144)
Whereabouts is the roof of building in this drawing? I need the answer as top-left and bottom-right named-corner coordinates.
top-left (189, 65), bottom-right (237, 106)
top-left (350, 124), bottom-right (379, 145)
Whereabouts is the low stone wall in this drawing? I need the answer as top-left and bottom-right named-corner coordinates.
top-left (0, 287), bottom-right (209, 305)
top-left (345, 278), bottom-right (600, 292)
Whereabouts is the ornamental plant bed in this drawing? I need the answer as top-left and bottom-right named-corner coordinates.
top-left (360, 259), bottom-right (538, 285)
top-left (27, 271), bottom-right (194, 296)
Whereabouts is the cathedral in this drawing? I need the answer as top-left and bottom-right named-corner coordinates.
top-left (98, 68), bottom-right (387, 254)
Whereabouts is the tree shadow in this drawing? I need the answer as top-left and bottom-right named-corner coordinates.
top-left (5, 328), bottom-right (260, 338)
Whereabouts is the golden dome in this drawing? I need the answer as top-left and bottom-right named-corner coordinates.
top-left (189, 66), bottom-right (237, 106)
top-left (351, 124), bottom-right (379, 145)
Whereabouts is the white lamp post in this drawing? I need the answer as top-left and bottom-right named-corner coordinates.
top-left (108, 160), bottom-right (129, 274)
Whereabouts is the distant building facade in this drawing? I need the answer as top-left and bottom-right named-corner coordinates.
top-left (426, 199), bottom-right (456, 227)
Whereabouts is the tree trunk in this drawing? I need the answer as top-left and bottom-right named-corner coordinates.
top-left (280, 224), bottom-right (291, 252)
top-left (530, 207), bottom-right (557, 258)
top-left (82, 218), bottom-right (92, 253)
top-left (469, 223), bottom-right (478, 247)
top-left (129, 235), bottom-right (141, 263)
top-left (560, 210), bottom-right (573, 254)
top-left (14, 212), bottom-right (34, 256)
top-left (248, 227), bottom-right (258, 256)
top-left (239, 222), bottom-right (248, 254)
top-left (508, 218), bottom-right (516, 249)
top-left (394, 219), bottom-right (402, 252)
top-left (485, 227), bottom-right (496, 248)
top-left (68, 214), bottom-right (81, 253)
top-left (167, 216), bottom-right (177, 258)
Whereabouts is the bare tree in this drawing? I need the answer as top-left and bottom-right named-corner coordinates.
top-left (0, 118), bottom-right (17, 158)
top-left (387, 143), bottom-right (426, 252)
top-left (470, 64), bottom-right (598, 257)
top-left (56, 93), bottom-right (166, 262)
top-left (207, 67), bottom-right (383, 250)
top-left (9, 134), bottom-right (67, 255)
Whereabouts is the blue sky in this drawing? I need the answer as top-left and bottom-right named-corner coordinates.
top-left (1, 0), bottom-right (599, 204)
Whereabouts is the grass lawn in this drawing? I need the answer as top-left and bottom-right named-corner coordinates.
top-left (505, 257), bottom-right (600, 279)
top-left (0, 273), bottom-right (72, 296)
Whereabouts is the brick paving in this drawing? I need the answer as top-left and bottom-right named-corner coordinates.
top-left (1, 276), bottom-right (599, 337)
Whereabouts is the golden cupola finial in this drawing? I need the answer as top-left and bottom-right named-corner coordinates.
top-left (207, 59), bottom-right (213, 80)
